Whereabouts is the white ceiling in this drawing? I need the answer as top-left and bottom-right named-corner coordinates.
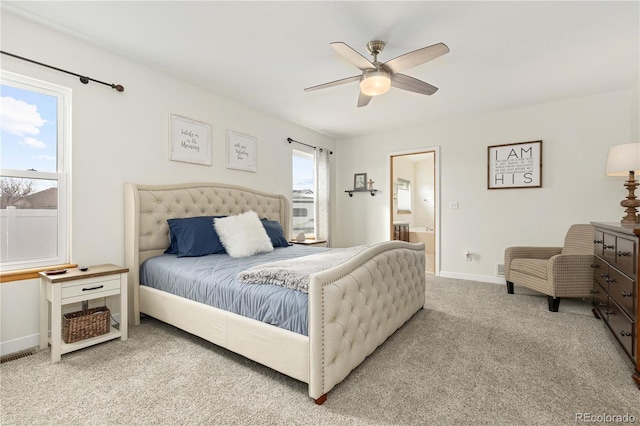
top-left (3, 1), bottom-right (639, 139)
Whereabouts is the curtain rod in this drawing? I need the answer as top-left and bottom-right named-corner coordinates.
top-left (287, 137), bottom-right (333, 155)
top-left (1, 50), bottom-right (125, 92)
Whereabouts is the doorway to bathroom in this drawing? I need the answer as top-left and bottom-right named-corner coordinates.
top-left (389, 148), bottom-right (439, 274)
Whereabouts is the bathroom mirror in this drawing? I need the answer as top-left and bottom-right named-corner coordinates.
top-left (396, 178), bottom-right (412, 214)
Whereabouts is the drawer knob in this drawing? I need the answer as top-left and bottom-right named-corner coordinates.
top-left (82, 285), bottom-right (104, 291)
top-left (590, 263), bottom-right (599, 269)
top-left (599, 302), bottom-right (607, 307)
top-left (604, 245), bottom-right (615, 250)
top-left (593, 239), bottom-right (603, 244)
top-left (617, 251), bottom-right (630, 257)
top-left (621, 291), bottom-right (632, 297)
top-left (605, 310), bottom-right (614, 315)
top-left (620, 330), bottom-right (631, 337)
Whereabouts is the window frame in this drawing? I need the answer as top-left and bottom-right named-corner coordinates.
top-left (1, 70), bottom-right (71, 272)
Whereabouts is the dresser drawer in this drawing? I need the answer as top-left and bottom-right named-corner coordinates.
top-left (593, 282), bottom-right (608, 319)
top-left (608, 266), bottom-right (636, 317)
top-left (592, 256), bottom-right (609, 289)
top-left (607, 298), bottom-right (635, 359)
top-left (615, 236), bottom-right (637, 278)
top-left (61, 277), bottom-right (121, 300)
top-left (593, 230), bottom-right (604, 257)
top-left (603, 233), bottom-right (617, 264)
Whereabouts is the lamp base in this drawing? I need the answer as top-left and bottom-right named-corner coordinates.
top-left (620, 171), bottom-right (640, 224)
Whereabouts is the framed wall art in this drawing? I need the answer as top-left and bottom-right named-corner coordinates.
top-left (226, 130), bottom-right (257, 172)
top-left (169, 114), bottom-right (212, 166)
top-left (488, 140), bottom-right (542, 189)
top-left (354, 173), bottom-right (367, 190)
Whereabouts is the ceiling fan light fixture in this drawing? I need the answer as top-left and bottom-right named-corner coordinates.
top-left (359, 69), bottom-right (391, 96)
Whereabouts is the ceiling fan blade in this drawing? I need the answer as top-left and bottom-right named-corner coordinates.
top-left (391, 74), bottom-right (439, 95)
top-left (304, 75), bottom-right (361, 92)
top-left (330, 42), bottom-right (376, 71)
top-left (383, 42), bottom-right (449, 74)
top-left (357, 92), bottom-right (372, 107)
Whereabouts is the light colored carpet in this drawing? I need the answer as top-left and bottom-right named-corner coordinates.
top-left (2, 276), bottom-right (639, 425)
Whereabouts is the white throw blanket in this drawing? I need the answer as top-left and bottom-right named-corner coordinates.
top-left (237, 246), bottom-right (367, 293)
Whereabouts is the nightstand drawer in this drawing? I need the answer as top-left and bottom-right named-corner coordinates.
top-left (61, 277), bottom-right (121, 300)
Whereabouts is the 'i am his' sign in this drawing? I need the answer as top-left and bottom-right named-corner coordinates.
top-left (488, 140), bottom-right (542, 189)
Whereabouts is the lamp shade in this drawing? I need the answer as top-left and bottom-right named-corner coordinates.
top-left (359, 70), bottom-right (391, 96)
top-left (605, 143), bottom-right (640, 177)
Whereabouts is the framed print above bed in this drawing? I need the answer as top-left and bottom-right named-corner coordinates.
top-left (488, 140), bottom-right (542, 189)
top-left (169, 114), bottom-right (212, 166)
top-left (226, 130), bottom-right (257, 173)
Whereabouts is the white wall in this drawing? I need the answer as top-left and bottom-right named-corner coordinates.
top-left (631, 78), bottom-right (639, 141)
top-left (335, 88), bottom-right (634, 282)
top-left (0, 12), bottom-right (335, 354)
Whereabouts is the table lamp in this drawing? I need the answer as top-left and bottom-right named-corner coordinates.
top-left (606, 143), bottom-right (640, 223)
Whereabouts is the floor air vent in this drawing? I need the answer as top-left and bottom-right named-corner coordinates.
top-left (0, 348), bottom-right (37, 363)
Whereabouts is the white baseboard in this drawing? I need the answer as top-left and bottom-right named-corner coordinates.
top-left (438, 271), bottom-right (507, 285)
top-left (1, 333), bottom-right (39, 357)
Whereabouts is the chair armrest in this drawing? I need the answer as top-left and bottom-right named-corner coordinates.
top-left (505, 247), bottom-right (562, 281)
top-left (547, 254), bottom-right (595, 289)
top-left (504, 247), bottom-right (562, 278)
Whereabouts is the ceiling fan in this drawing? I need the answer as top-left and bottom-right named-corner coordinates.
top-left (304, 40), bottom-right (449, 107)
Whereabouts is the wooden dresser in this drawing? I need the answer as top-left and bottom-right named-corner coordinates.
top-left (591, 222), bottom-right (640, 389)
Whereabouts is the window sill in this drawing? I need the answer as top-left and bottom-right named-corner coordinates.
top-left (0, 264), bottom-right (78, 283)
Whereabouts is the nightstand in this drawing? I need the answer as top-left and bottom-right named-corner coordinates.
top-left (39, 264), bottom-right (128, 362)
top-left (290, 239), bottom-right (327, 247)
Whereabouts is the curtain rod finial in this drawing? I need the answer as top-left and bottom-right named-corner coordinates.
top-left (114, 84), bottom-right (124, 92)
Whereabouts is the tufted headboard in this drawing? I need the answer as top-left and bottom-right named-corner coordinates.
top-left (124, 182), bottom-right (291, 324)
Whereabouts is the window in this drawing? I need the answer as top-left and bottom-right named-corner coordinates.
top-left (292, 150), bottom-right (315, 237)
top-left (1, 71), bottom-right (70, 271)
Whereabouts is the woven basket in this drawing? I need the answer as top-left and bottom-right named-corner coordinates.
top-left (62, 306), bottom-right (110, 343)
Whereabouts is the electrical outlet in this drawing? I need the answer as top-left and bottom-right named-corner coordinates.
top-left (465, 251), bottom-right (472, 261)
top-left (449, 201), bottom-right (459, 210)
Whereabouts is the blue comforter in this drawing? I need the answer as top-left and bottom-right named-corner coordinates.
top-left (139, 245), bottom-right (329, 336)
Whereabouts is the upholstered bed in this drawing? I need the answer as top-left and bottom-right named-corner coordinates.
top-left (124, 182), bottom-right (426, 404)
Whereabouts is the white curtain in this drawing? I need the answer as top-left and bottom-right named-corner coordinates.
top-left (314, 148), bottom-right (331, 246)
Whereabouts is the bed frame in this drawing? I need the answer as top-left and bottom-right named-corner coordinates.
top-left (124, 182), bottom-right (426, 404)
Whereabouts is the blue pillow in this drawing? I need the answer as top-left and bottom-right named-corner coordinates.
top-left (165, 216), bottom-right (226, 257)
top-left (261, 219), bottom-right (291, 248)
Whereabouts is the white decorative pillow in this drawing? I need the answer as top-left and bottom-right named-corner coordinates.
top-left (214, 210), bottom-right (274, 258)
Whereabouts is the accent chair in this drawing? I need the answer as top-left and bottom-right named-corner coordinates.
top-left (504, 224), bottom-right (594, 312)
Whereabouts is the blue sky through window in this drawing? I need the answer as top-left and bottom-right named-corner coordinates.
top-left (1, 84), bottom-right (57, 173)
top-left (292, 153), bottom-right (313, 191)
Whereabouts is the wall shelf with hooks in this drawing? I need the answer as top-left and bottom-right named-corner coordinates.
top-left (345, 189), bottom-right (378, 197)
